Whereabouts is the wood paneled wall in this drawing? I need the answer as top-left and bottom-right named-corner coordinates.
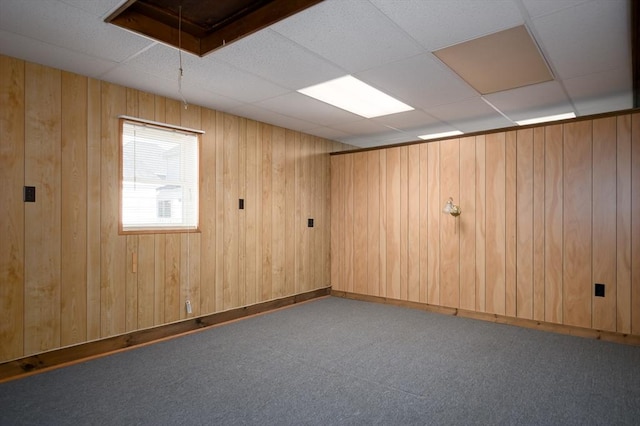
top-left (331, 113), bottom-right (640, 336)
top-left (0, 55), bottom-right (351, 362)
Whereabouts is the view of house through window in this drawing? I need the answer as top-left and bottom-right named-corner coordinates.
top-left (120, 118), bottom-right (200, 233)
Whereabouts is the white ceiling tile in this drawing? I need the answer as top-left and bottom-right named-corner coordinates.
top-left (371, 110), bottom-right (441, 133)
top-left (257, 92), bottom-right (362, 126)
top-left (272, 0), bottom-right (422, 73)
top-left (427, 98), bottom-right (514, 132)
top-left (0, 29), bottom-right (117, 77)
top-left (531, 0), bottom-right (629, 79)
top-left (0, 0), bottom-right (154, 63)
top-left (212, 29), bottom-right (345, 90)
top-left (520, 0), bottom-right (592, 19)
top-left (370, 0), bottom-right (523, 50)
top-left (483, 80), bottom-right (574, 122)
top-left (228, 104), bottom-right (319, 132)
top-left (341, 131), bottom-right (418, 148)
top-left (330, 118), bottom-right (400, 136)
top-left (563, 67), bottom-right (633, 116)
top-left (357, 53), bottom-right (478, 110)
top-left (58, 0), bottom-right (124, 17)
top-left (304, 126), bottom-right (352, 141)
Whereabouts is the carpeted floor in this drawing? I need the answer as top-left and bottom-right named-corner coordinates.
top-left (1, 296), bottom-right (639, 425)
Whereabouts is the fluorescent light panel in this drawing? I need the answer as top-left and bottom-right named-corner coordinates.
top-left (418, 130), bottom-right (463, 140)
top-left (516, 112), bottom-right (576, 126)
top-left (298, 75), bottom-right (414, 118)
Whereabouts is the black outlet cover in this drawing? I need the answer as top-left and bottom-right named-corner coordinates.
top-left (239, 199), bottom-right (244, 210)
top-left (595, 283), bottom-right (605, 297)
top-left (24, 186), bottom-right (36, 202)
top-left (307, 218), bottom-right (314, 228)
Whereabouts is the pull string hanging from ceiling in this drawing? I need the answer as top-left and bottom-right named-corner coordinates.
top-left (178, 4), bottom-right (188, 110)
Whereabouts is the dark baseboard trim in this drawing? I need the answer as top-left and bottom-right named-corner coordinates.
top-left (331, 290), bottom-right (640, 346)
top-left (0, 287), bottom-right (330, 383)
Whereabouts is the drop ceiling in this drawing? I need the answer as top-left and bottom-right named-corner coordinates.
top-left (0, 0), bottom-right (634, 148)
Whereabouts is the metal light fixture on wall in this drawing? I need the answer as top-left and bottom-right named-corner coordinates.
top-left (443, 197), bottom-right (461, 217)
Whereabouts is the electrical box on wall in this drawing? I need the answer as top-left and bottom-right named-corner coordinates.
top-left (24, 186), bottom-right (36, 202)
top-left (594, 283), bottom-right (605, 297)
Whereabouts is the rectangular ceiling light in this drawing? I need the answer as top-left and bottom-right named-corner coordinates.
top-left (418, 130), bottom-right (464, 140)
top-left (298, 75), bottom-right (414, 118)
top-left (515, 112), bottom-right (576, 126)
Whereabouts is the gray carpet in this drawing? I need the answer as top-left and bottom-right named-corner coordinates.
top-left (1, 296), bottom-right (639, 425)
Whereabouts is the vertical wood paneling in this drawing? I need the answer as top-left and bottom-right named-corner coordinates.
top-left (544, 124), bottom-right (563, 324)
top-left (284, 130), bottom-right (296, 295)
top-left (475, 136), bottom-right (486, 312)
top-left (245, 119), bottom-right (258, 304)
top-left (459, 137), bottom-right (476, 310)
top-left (439, 139), bottom-right (460, 308)
top-left (344, 154), bottom-right (354, 293)
top-left (61, 72), bottom-right (88, 345)
top-left (353, 152), bottom-right (368, 295)
top-left (330, 155), bottom-right (345, 291)
top-left (419, 144), bottom-right (429, 303)
top-left (271, 127), bottom-right (285, 298)
top-left (592, 117), bottom-right (617, 332)
top-left (367, 151), bottom-right (381, 297)
top-left (261, 124), bottom-right (272, 301)
top-left (616, 115), bottom-right (632, 333)
top-left (563, 121), bottom-right (592, 328)
top-left (407, 145), bottom-right (421, 302)
top-left (505, 131), bottom-right (517, 318)
top-left (379, 150), bottom-right (387, 297)
top-left (516, 129), bottom-right (534, 319)
top-left (199, 108), bottom-right (216, 313)
top-left (164, 233), bottom-right (181, 322)
top-left (152, 97), bottom-right (166, 325)
top-left (223, 113), bottom-right (240, 308)
top-left (24, 63), bottom-right (61, 353)
top-left (631, 113), bottom-right (640, 335)
top-left (533, 128), bottom-right (545, 322)
top-left (485, 133), bottom-right (506, 315)
top-left (86, 78), bottom-right (101, 341)
top-left (124, 90), bottom-right (139, 332)
top-left (400, 147), bottom-right (409, 300)
top-left (386, 147), bottom-right (401, 299)
top-left (0, 55), bottom-right (25, 360)
top-left (427, 142), bottom-right (440, 305)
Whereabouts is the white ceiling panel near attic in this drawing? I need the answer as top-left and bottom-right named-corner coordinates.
top-left (433, 25), bottom-right (554, 95)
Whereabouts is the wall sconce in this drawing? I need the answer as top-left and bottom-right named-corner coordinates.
top-left (443, 197), bottom-right (461, 217)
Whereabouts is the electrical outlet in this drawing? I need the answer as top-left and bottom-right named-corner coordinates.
top-left (24, 186), bottom-right (36, 202)
top-left (185, 300), bottom-right (192, 314)
top-left (239, 199), bottom-right (244, 210)
top-left (594, 283), bottom-right (605, 297)
top-left (308, 218), bottom-right (314, 228)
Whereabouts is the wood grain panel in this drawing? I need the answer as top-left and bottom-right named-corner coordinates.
top-left (592, 117), bottom-right (617, 332)
top-left (386, 147), bottom-right (401, 299)
top-left (238, 119), bottom-right (247, 304)
top-left (367, 151), bottom-right (381, 296)
top-left (245, 119), bottom-right (258, 305)
top-left (379, 150), bottom-right (387, 297)
top-left (271, 127), bottom-right (285, 299)
top-left (563, 121), bottom-right (592, 329)
top-left (125, 236), bottom-right (138, 330)
top-left (427, 142), bottom-right (440, 305)
top-left (86, 78), bottom-right (101, 341)
top-left (61, 72), bottom-right (88, 346)
top-left (330, 155), bottom-right (345, 291)
top-left (505, 131), bottom-right (517, 318)
top-left (254, 123), bottom-right (264, 303)
top-left (459, 136), bottom-right (476, 311)
top-left (439, 139), bottom-right (460, 308)
top-left (616, 115), bottom-right (632, 333)
top-left (319, 137), bottom-right (332, 290)
top-left (485, 132), bottom-right (506, 315)
top-left (544, 124), bottom-right (563, 324)
top-left (24, 62), bottom-right (62, 353)
top-left (261, 124), bottom-right (272, 301)
top-left (344, 154), bottom-right (354, 293)
top-left (215, 111), bottom-right (225, 308)
top-left (516, 129), bottom-right (534, 319)
top-left (407, 145), bottom-right (421, 302)
top-left (632, 113), bottom-right (640, 335)
top-left (475, 135), bottom-right (486, 312)
top-left (0, 55), bottom-right (25, 360)
top-left (223, 113), bottom-right (240, 308)
top-left (353, 152), bottom-right (368, 295)
top-left (153, 96), bottom-right (166, 324)
top-left (533, 127), bottom-right (545, 322)
top-left (400, 146), bottom-right (409, 300)
top-left (164, 233), bottom-right (181, 322)
top-left (199, 108), bottom-right (217, 313)
top-left (419, 144), bottom-right (429, 303)
top-left (284, 130), bottom-right (296, 295)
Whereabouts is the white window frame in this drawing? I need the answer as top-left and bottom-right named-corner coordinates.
top-left (119, 116), bottom-right (202, 234)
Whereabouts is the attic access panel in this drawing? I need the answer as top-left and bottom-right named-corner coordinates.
top-left (106, 0), bottom-right (323, 57)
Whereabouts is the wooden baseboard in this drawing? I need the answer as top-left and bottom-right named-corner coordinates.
top-left (331, 290), bottom-right (640, 346)
top-left (0, 288), bottom-right (330, 383)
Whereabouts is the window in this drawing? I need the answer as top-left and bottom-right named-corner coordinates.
top-left (120, 117), bottom-right (201, 233)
